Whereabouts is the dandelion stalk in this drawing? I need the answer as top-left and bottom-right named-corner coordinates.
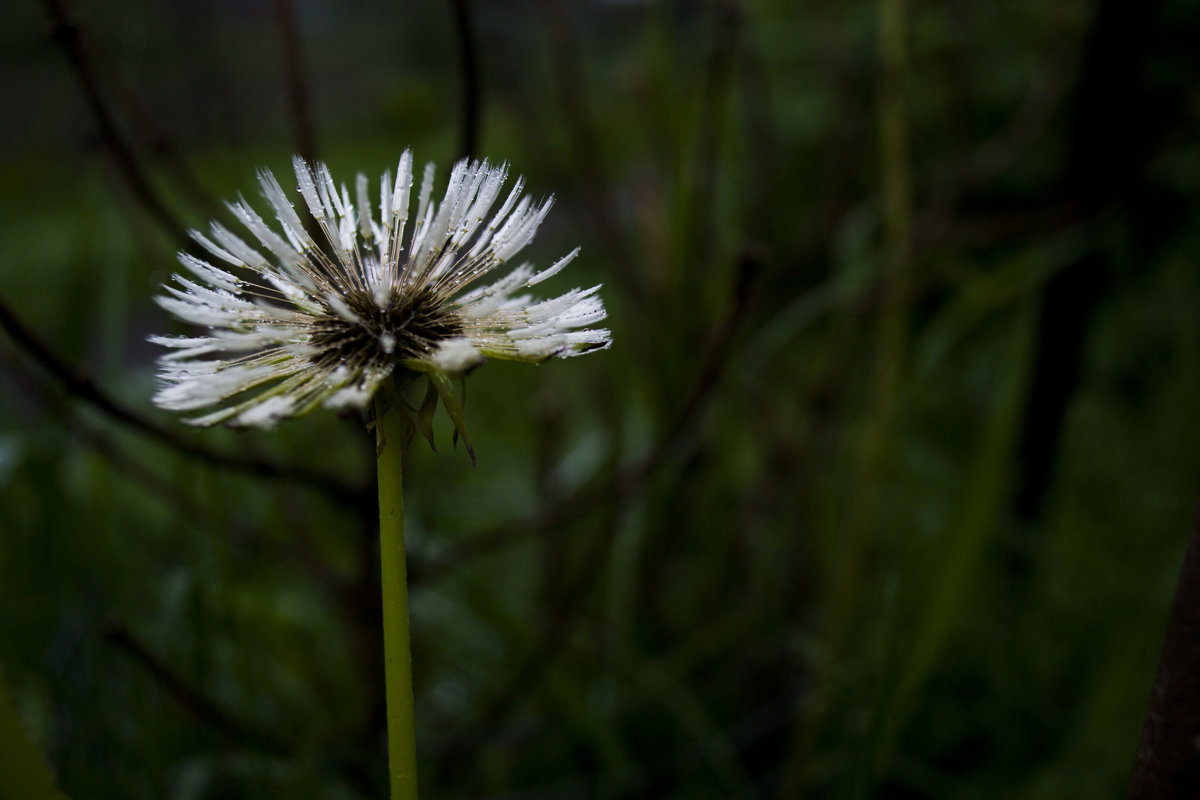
top-left (376, 378), bottom-right (418, 799)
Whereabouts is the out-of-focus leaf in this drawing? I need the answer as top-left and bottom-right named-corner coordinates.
top-left (0, 665), bottom-right (69, 800)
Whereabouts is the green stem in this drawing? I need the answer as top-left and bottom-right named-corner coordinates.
top-left (376, 380), bottom-right (419, 800)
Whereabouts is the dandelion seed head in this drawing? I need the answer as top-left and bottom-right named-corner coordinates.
top-left (150, 152), bottom-right (611, 428)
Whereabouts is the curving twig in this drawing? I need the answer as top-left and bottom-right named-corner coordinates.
top-left (414, 249), bottom-right (764, 585)
top-left (0, 293), bottom-right (367, 508)
top-left (80, 27), bottom-right (225, 221)
top-left (271, 0), bottom-right (320, 164)
top-left (448, 0), bottom-right (481, 161)
top-left (536, 0), bottom-right (642, 305)
top-left (43, 0), bottom-right (192, 249)
top-left (1, 337), bottom-right (208, 523)
top-left (104, 622), bottom-right (290, 753)
top-left (415, 153), bottom-right (768, 585)
top-left (431, 508), bottom-right (623, 782)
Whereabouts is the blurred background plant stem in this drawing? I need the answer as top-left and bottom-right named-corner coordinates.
top-left (784, 0), bottom-right (912, 790)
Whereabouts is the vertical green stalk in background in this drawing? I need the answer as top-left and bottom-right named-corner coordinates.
top-left (862, 297), bottom-right (1038, 795)
top-left (783, 0), bottom-right (912, 792)
top-left (831, 0), bottom-right (913, 645)
top-left (376, 379), bottom-right (419, 800)
top-left (826, 0), bottom-right (912, 661)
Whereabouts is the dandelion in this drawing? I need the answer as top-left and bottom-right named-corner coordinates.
top-left (149, 154), bottom-right (610, 800)
top-left (151, 151), bottom-right (610, 435)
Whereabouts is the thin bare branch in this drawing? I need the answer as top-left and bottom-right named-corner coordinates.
top-left (432, 506), bottom-right (622, 779)
top-left (449, 0), bottom-right (482, 161)
top-left (1, 337), bottom-right (210, 524)
top-left (272, 0), bottom-right (320, 164)
top-left (2, 332), bottom-right (380, 600)
top-left (0, 293), bottom-right (367, 508)
top-left (43, 0), bottom-right (192, 249)
top-left (105, 623), bottom-right (290, 753)
top-left (107, 618), bottom-right (383, 798)
top-left (83, 28), bottom-right (226, 221)
top-left (536, 0), bottom-right (643, 305)
top-left (414, 249), bottom-right (764, 585)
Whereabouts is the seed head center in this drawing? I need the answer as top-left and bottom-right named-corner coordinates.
top-left (312, 287), bottom-right (463, 366)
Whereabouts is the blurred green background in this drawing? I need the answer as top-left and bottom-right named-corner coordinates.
top-left (3, 0), bottom-right (1200, 797)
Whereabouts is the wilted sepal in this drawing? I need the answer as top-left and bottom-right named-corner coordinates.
top-left (431, 372), bottom-right (474, 465)
top-left (399, 360), bottom-right (476, 464)
top-left (415, 379), bottom-right (440, 451)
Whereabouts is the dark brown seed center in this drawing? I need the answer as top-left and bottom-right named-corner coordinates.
top-left (311, 287), bottom-right (463, 367)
